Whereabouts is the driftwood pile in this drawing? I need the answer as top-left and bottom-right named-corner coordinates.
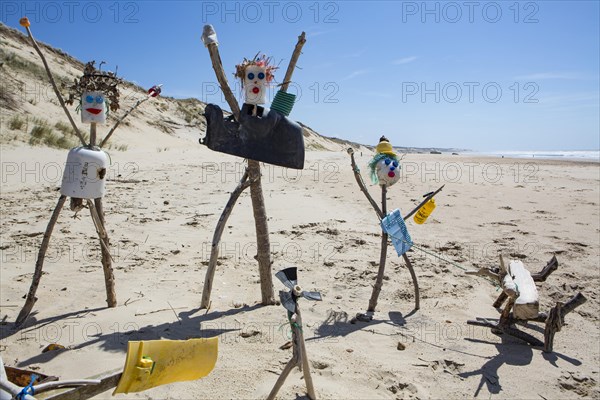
top-left (467, 255), bottom-right (587, 352)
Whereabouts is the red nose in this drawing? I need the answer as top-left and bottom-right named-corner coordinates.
top-left (85, 108), bottom-right (102, 115)
top-left (252, 87), bottom-right (260, 94)
top-left (388, 171), bottom-right (395, 178)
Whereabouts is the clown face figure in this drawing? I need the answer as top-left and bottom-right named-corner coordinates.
top-left (243, 65), bottom-right (268, 105)
top-left (376, 157), bottom-right (400, 187)
top-left (81, 91), bottom-right (107, 124)
top-left (368, 136), bottom-right (401, 187)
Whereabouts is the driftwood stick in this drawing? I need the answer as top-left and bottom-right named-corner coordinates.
top-left (368, 186), bottom-right (388, 312)
top-left (297, 306), bottom-right (316, 399)
top-left (543, 292), bottom-right (586, 352)
top-left (559, 291), bottom-right (587, 316)
top-left (16, 195), bottom-right (67, 326)
top-left (100, 96), bottom-right (150, 148)
top-left (248, 161), bottom-right (276, 305)
top-left (22, 25), bottom-right (86, 146)
top-left (403, 185), bottom-right (445, 221)
top-left (531, 255), bottom-right (559, 282)
top-left (86, 200), bottom-right (113, 262)
top-left (465, 268), bottom-right (500, 281)
top-left (201, 171), bottom-right (251, 309)
top-left (466, 318), bottom-right (544, 347)
top-left (266, 357), bottom-right (298, 400)
top-left (41, 371), bottom-right (122, 400)
top-left (500, 298), bottom-right (515, 325)
top-left (279, 32), bottom-right (306, 92)
top-left (347, 148), bottom-right (382, 219)
top-left (544, 302), bottom-right (562, 353)
top-left (93, 198), bottom-right (117, 307)
top-left (493, 292), bottom-right (508, 309)
top-left (204, 37), bottom-right (240, 120)
top-left (402, 253), bottom-right (420, 310)
top-left (89, 122), bottom-right (97, 148)
top-left (499, 254), bottom-right (508, 274)
top-left (267, 305), bottom-right (316, 400)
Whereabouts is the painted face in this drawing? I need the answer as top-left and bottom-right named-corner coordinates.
top-left (81, 91), bottom-right (107, 124)
top-left (376, 157), bottom-right (400, 187)
top-left (243, 65), bottom-right (267, 105)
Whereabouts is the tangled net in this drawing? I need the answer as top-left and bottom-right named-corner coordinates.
top-left (66, 61), bottom-right (122, 111)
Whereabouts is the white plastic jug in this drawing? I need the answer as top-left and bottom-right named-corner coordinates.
top-left (60, 146), bottom-right (109, 199)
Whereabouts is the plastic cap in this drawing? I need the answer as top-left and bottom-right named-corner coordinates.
top-left (376, 141), bottom-right (396, 156)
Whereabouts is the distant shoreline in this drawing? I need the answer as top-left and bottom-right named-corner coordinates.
top-left (465, 150), bottom-right (600, 163)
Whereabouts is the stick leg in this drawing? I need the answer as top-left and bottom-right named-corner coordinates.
top-left (499, 298), bottom-right (515, 326)
top-left (266, 357), bottom-right (298, 400)
top-left (493, 292), bottom-right (508, 309)
top-left (201, 171), bottom-right (250, 309)
top-left (368, 232), bottom-right (388, 312)
top-left (16, 195), bottom-right (67, 326)
top-left (368, 186), bottom-right (388, 312)
top-left (297, 309), bottom-right (317, 400)
top-left (402, 253), bottom-right (420, 310)
top-left (544, 292), bottom-right (587, 353)
top-left (92, 198), bottom-right (116, 307)
top-left (248, 161), bottom-right (276, 305)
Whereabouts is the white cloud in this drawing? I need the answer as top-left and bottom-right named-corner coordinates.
top-left (341, 69), bottom-right (368, 81)
top-left (306, 29), bottom-right (336, 38)
top-left (392, 56), bottom-right (418, 65)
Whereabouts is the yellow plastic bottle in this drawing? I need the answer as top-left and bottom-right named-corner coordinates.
top-left (414, 198), bottom-right (436, 224)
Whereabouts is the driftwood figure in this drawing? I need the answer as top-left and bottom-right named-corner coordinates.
top-left (198, 25), bottom-right (307, 308)
top-left (348, 137), bottom-right (445, 316)
top-left (267, 267), bottom-right (321, 400)
top-left (467, 255), bottom-right (587, 352)
top-left (15, 17), bottom-right (161, 327)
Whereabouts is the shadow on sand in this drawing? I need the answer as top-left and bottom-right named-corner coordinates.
top-left (5, 304), bottom-right (265, 367)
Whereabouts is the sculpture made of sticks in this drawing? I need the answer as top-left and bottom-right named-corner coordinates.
top-left (15, 17), bottom-right (161, 327)
top-left (348, 138), bottom-right (444, 317)
top-left (198, 25), bottom-right (307, 309)
top-left (267, 267), bottom-right (321, 400)
top-left (466, 255), bottom-right (587, 352)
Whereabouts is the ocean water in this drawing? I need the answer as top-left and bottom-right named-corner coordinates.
top-left (472, 150), bottom-right (600, 162)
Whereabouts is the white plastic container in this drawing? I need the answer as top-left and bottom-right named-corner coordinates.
top-left (60, 146), bottom-right (109, 199)
top-left (81, 91), bottom-right (107, 124)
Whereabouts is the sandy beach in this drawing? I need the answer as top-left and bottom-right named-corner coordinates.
top-left (1, 140), bottom-right (599, 399)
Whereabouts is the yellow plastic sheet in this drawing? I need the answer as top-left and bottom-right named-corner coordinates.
top-left (113, 337), bottom-right (218, 395)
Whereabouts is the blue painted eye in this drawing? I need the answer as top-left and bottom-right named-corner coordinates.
top-left (384, 159), bottom-right (391, 165)
top-left (392, 161), bottom-right (399, 168)
top-left (258, 72), bottom-right (265, 80)
top-left (95, 96), bottom-right (103, 104)
top-left (85, 95), bottom-right (94, 103)
top-left (247, 72), bottom-right (255, 80)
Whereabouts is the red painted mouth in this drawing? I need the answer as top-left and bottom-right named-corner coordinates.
top-left (85, 108), bottom-right (102, 115)
top-left (252, 87), bottom-right (260, 94)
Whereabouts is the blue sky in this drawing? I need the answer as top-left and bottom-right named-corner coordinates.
top-left (2, 1), bottom-right (598, 151)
